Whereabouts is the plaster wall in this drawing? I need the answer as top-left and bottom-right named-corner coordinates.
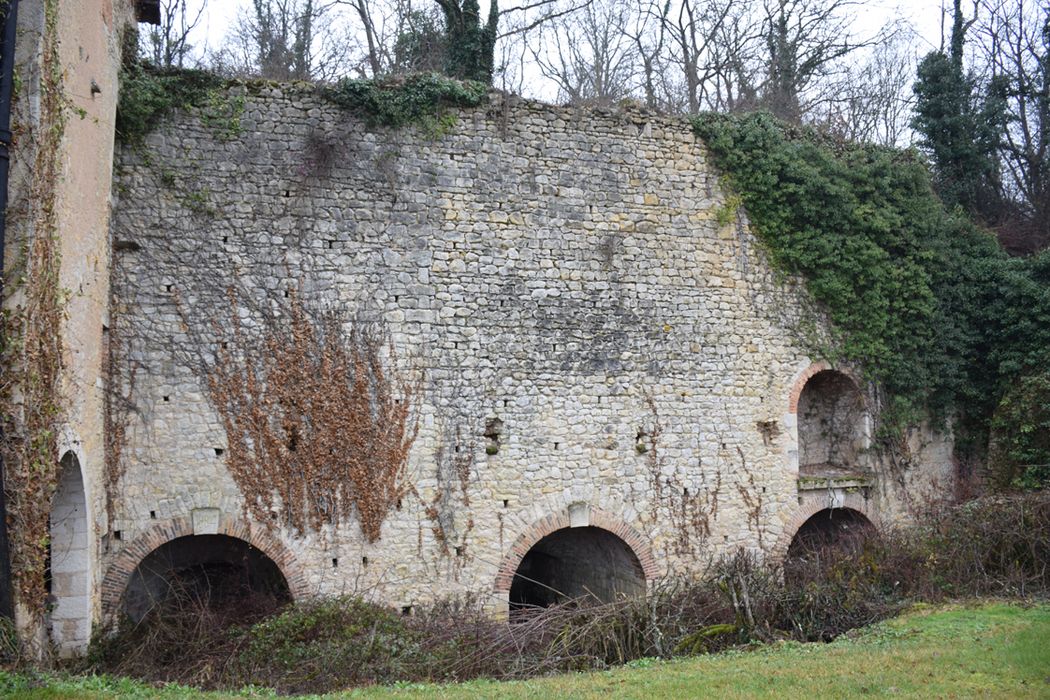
top-left (3, 0), bottom-right (130, 649)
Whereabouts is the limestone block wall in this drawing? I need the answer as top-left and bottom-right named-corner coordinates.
top-left (105, 87), bottom-right (953, 613)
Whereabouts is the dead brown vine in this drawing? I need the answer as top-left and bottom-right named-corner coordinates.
top-left (0, 0), bottom-right (69, 616)
top-left (207, 290), bottom-right (421, 541)
top-left (102, 313), bottom-right (136, 530)
top-left (425, 424), bottom-right (475, 555)
top-left (734, 446), bottom-right (765, 548)
top-left (639, 391), bottom-right (716, 561)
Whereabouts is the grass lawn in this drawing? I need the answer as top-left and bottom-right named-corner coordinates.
top-left (2, 601), bottom-right (1048, 699)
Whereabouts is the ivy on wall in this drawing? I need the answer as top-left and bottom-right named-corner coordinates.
top-left (116, 62), bottom-right (239, 144)
top-left (117, 65), bottom-right (487, 143)
top-left (694, 112), bottom-right (1050, 485)
top-left (989, 370), bottom-right (1050, 490)
top-left (323, 72), bottom-right (487, 134)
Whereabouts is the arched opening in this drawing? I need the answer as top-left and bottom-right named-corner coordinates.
top-left (48, 451), bottom-right (91, 656)
top-left (509, 526), bottom-right (645, 610)
top-left (787, 508), bottom-right (875, 560)
top-left (797, 370), bottom-right (867, 475)
top-left (122, 534), bottom-right (292, 622)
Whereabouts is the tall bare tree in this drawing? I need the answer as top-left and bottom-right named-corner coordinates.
top-left (817, 30), bottom-right (917, 146)
top-left (978, 0), bottom-right (1049, 251)
top-left (661, 0), bottom-right (743, 114)
top-left (533, 0), bottom-right (640, 105)
top-left (142, 0), bottom-right (208, 68)
top-left (211, 0), bottom-right (353, 81)
top-left (757, 0), bottom-right (883, 122)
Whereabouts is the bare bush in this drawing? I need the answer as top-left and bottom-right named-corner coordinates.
top-left (85, 491), bottom-right (1050, 692)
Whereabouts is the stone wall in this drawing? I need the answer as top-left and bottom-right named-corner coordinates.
top-left (106, 86), bottom-right (954, 613)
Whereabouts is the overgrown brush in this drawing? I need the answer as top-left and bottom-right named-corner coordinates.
top-left (897, 493), bottom-right (1050, 598)
top-left (84, 492), bottom-right (1050, 693)
top-left (86, 581), bottom-right (284, 688)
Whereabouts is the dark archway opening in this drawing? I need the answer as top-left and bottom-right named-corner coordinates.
top-left (797, 370), bottom-right (867, 474)
top-left (787, 508), bottom-right (875, 560)
top-left (509, 526), bottom-right (645, 611)
top-left (122, 535), bottom-right (291, 623)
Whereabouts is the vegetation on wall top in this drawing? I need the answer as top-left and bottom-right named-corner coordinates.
top-left (116, 62), bottom-right (228, 143)
top-left (694, 111), bottom-right (1050, 486)
top-left (323, 72), bottom-right (488, 131)
top-left (118, 61), bottom-right (488, 143)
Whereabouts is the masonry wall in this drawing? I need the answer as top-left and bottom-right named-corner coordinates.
top-left (106, 86), bottom-right (954, 613)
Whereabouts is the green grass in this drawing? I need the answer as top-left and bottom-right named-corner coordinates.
top-left (3, 602), bottom-right (1048, 699)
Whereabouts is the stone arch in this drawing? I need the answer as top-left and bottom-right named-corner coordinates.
top-left (786, 507), bottom-right (876, 559)
top-left (48, 451), bottom-right (91, 656)
top-left (100, 514), bottom-right (310, 620)
top-left (494, 506), bottom-right (658, 607)
top-left (774, 493), bottom-right (878, 560)
top-left (788, 362), bottom-right (870, 473)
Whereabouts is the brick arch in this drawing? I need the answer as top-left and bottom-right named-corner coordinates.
top-left (788, 361), bottom-right (872, 413)
top-left (493, 507), bottom-right (659, 593)
top-left (772, 493), bottom-right (878, 560)
top-left (100, 515), bottom-right (311, 619)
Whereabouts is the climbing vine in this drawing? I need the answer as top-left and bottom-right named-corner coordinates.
top-left (324, 72), bottom-right (487, 135)
top-left (116, 58), bottom-right (241, 144)
top-left (0, 0), bottom-right (69, 615)
top-left (988, 370), bottom-right (1050, 490)
top-left (424, 423), bottom-right (475, 556)
top-left (102, 306), bottom-right (136, 530)
top-left (694, 112), bottom-right (1050, 480)
top-left (206, 291), bottom-right (421, 541)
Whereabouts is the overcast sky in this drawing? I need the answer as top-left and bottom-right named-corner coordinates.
top-left (177, 0), bottom-right (952, 99)
top-left (187, 1), bottom-right (949, 49)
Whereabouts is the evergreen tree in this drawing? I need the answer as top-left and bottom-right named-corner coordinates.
top-left (912, 0), bottom-right (1007, 221)
top-left (435, 0), bottom-right (498, 83)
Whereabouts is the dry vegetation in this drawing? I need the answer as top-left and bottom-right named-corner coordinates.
top-left (73, 492), bottom-right (1050, 695)
top-left (207, 291), bottom-right (420, 540)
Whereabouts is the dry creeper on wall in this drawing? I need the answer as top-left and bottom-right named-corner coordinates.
top-left (0, 0), bottom-right (71, 616)
top-left (207, 291), bottom-right (421, 541)
top-left (425, 423), bottom-right (476, 556)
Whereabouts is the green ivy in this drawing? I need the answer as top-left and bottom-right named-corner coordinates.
top-left (693, 112), bottom-right (1050, 477)
top-left (116, 63), bottom-right (231, 143)
top-left (324, 72), bottom-right (487, 135)
top-left (990, 371), bottom-right (1050, 490)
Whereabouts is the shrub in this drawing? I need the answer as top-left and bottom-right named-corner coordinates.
top-left (84, 492), bottom-right (1050, 692)
top-left (232, 597), bottom-right (426, 693)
